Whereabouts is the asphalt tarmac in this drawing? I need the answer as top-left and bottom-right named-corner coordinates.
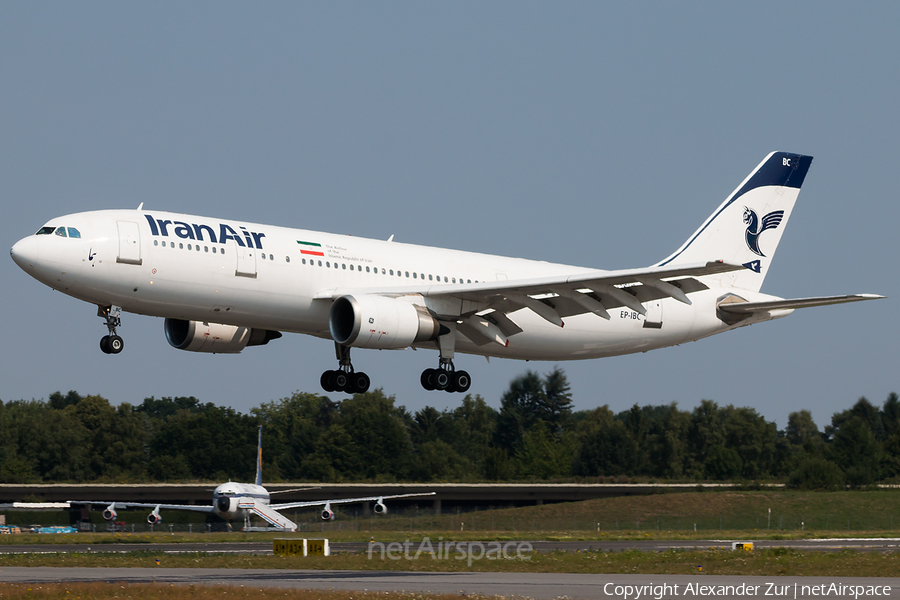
top-left (1, 568), bottom-right (899, 599)
top-left (3, 538), bottom-right (900, 555)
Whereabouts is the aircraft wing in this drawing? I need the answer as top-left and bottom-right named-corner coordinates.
top-left (270, 491), bottom-right (435, 511)
top-left (318, 261), bottom-right (744, 341)
top-left (69, 500), bottom-right (214, 513)
top-left (717, 294), bottom-right (885, 314)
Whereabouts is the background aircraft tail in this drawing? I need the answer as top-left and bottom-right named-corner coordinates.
top-left (255, 425), bottom-right (263, 487)
top-left (656, 152), bottom-right (813, 292)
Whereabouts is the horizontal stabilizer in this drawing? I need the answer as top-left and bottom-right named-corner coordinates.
top-left (718, 294), bottom-right (884, 314)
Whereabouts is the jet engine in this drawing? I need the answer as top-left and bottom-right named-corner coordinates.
top-left (102, 504), bottom-right (117, 521)
top-left (164, 318), bottom-right (281, 353)
top-left (329, 295), bottom-right (441, 349)
top-left (147, 506), bottom-right (162, 525)
top-left (374, 499), bottom-right (387, 515)
top-left (321, 504), bottom-right (335, 521)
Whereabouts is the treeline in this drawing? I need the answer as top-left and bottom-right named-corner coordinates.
top-left (1, 368), bottom-right (898, 488)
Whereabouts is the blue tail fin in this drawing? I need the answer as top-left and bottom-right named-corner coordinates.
top-left (255, 425), bottom-right (263, 487)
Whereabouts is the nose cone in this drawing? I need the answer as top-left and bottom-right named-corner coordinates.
top-left (10, 236), bottom-right (39, 271)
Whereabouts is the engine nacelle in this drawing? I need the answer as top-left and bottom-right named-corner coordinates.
top-left (164, 319), bottom-right (281, 354)
top-left (147, 509), bottom-right (162, 525)
top-left (374, 500), bottom-right (387, 515)
top-left (102, 506), bottom-right (117, 521)
top-left (329, 295), bottom-right (440, 349)
top-left (321, 504), bottom-right (335, 521)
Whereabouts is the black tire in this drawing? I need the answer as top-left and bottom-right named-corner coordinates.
top-left (351, 372), bottom-right (371, 394)
top-left (420, 368), bottom-right (436, 391)
top-left (452, 370), bottom-right (471, 393)
top-left (321, 371), bottom-right (336, 392)
top-left (334, 371), bottom-right (350, 392)
top-left (433, 368), bottom-right (450, 391)
top-left (108, 335), bottom-right (124, 354)
top-left (100, 336), bottom-right (111, 354)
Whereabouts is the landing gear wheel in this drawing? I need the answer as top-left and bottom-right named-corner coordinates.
top-left (108, 335), bottom-right (124, 354)
top-left (420, 368), bottom-right (436, 391)
top-left (100, 336), bottom-right (111, 354)
top-left (334, 371), bottom-right (350, 392)
top-left (452, 370), bottom-right (471, 394)
top-left (321, 370), bottom-right (336, 392)
top-left (350, 372), bottom-right (370, 394)
top-left (433, 368), bottom-right (450, 391)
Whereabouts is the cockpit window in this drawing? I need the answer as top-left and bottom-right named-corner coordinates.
top-left (55, 227), bottom-right (67, 237)
top-left (67, 228), bottom-right (81, 238)
top-left (36, 226), bottom-right (55, 235)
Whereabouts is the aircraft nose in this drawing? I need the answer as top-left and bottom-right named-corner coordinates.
top-left (10, 236), bottom-right (39, 271)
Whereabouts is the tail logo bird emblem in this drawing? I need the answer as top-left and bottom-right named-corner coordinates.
top-left (743, 207), bottom-right (784, 257)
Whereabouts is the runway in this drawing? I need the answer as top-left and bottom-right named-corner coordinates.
top-left (3, 538), bottom-right (900, 555)
top-left (1, 568), bottom-right (899, 599)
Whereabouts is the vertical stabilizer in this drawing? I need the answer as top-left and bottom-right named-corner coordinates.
top-left (255, 425), bottom-right (263, 487)
top-left (657, 152), bottom-right (813, 292)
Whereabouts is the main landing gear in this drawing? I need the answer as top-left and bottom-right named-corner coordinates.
top-left (320, 343), bottom-right (371, 394)
top-left (420, 360), bottom-right (471, 393)
top-left (98, 305), bottom-right (124, 355)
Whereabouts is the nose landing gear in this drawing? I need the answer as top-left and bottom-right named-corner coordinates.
top-left (98, 305), bottom-right (124, 354)
top-left (320, 343), bottom-right (370, 394)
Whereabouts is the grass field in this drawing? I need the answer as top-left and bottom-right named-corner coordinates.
top-left (0, 583), bottom-right (487, 600)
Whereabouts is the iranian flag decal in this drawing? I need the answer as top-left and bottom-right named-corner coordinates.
top-left (297, 240), bottom-right (324, 256)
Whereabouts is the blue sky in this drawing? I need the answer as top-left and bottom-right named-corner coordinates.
top-left (2, 2), bottom-right (896, 430)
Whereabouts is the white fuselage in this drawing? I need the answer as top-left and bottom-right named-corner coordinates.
top-left (10, 209), bottom-right (779, 362)
top-left (212, 481), bottom-right (270, 520)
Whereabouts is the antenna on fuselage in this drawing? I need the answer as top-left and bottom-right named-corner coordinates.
top-left (136, 202), bottom-right (144, 210)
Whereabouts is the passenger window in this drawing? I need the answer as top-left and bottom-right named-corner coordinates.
top-left (188, 244), bottom-right (192, 250)
top-left (428, 274), bottom-right (433, 281)
top-left (365, 266), bottom-right (370, 272)
top-left (154, 240), bottom-right (158, 246)
top-left (444, 277), bottom-right (448, 282)
top-left (162, 241), bottom-right (166, 247)
top-left (212, 247), bottom-right (217, 254)
top-left (349, 264), bottom-right (353, 270)
top-left (67, 228), bottom-right (81, 238)
top-left (342, 263), bottom-right (346, 270)
top-left (389, 269), bottom-right (394, 275)
top-left (196, 245), bottom-right (200, 251)
top-left (55, 227), bottom-right (67, 237)
top-left (36, 227), bottom-right (55, 235)
top-left (452, 278), bottom-right (456, 283)
top-left (326, 262), bottom-right (330, 268)
top-left (405, 271), bottom-right (409, 277)
top-left (381, 268), bottom-right (386, 274)
top-left (261, 253), bottom-right (266, 260)
top-left (302, 258), bottom-right (306, 264)
top-left (204, 246), bottom-right (209, 252)
top-left (221, 248), bottom-right (225, 255)
top-left (286, 256), bottom-right (290, 263)
top-left (413, 272), bottom-right (417, 279)
top-left (318, 260), bottom-right (322, 266)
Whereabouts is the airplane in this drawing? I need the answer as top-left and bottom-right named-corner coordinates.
top-left (71, 426), bottom-right (435, 531)
top-left (10, 152), bottom-right (883, 394)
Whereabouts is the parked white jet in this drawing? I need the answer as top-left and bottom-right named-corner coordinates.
top-left (10, 152), bottom-right (882, 394)
top-left (72, 427), bottom-right (434, 531)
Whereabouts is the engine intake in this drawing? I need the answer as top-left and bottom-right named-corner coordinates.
top-left (165, 319), bottom-right (281, 354)
top-left (329, 295), bottom-right (440, 349)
